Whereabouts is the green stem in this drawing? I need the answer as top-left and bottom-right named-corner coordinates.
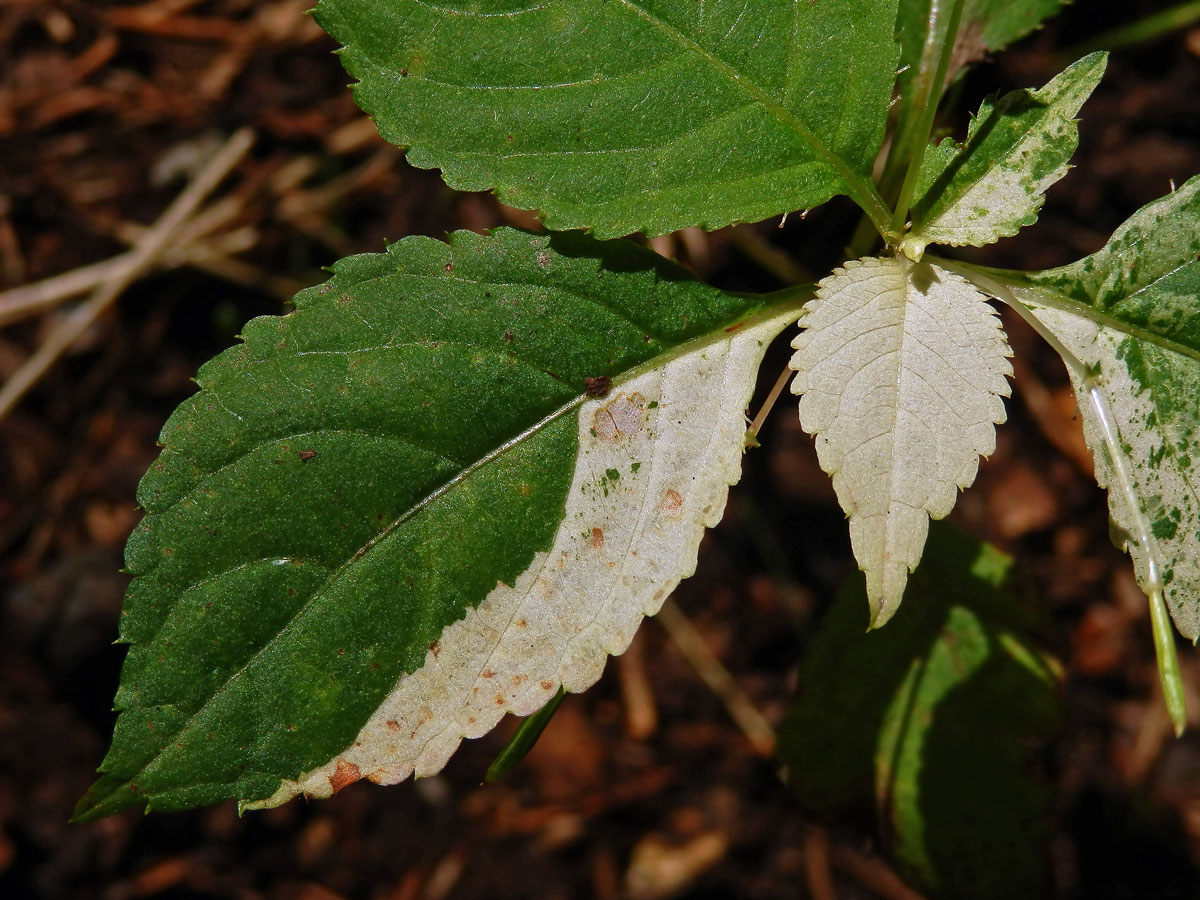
top-left (1150, 588), bottom-right (1188, 737)
top-left (1060, 1), bottom-right (1200, 58)
top-left (890, 0), bottom-right (968, 235)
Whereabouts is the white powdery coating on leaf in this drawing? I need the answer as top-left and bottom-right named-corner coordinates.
top-left (1031, 307), bottom-right (1200, 641)
top-left (248, 312), bottom-right (793, 807)
top-left (790, 257), bottom-right (1011, 626)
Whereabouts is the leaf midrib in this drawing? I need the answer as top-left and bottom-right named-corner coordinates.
top-left (106, 300), bottom-right (805, 805)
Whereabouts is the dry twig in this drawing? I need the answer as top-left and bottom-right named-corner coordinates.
top-left (0, 128), bottom-right (254, 421)
top-left (655, 597), bottom-right (777, 756)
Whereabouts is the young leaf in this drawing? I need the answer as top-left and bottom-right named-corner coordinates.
top-left (74, 228), bottom-right (800, 821)
top-left (790, 256), bottom-right (1011, 626)
top-left (780, 523), bottom-right (1062, 900)
top-left (905, 52), bottom-right (1106, 255)
top-left (314, 0), bottom-right (898, 238)
top-left (975, 175), bottom-right (1200, 639)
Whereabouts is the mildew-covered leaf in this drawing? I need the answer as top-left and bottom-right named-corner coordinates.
top-left (74, 228), bottom-right (800, 821)
top-left (314, 0), bottom-right (897, 238)
top-left (979, 175), bottom-right (1200, 638)
top-left (905, 53), bottom-right (1106, 254)
top-left (790, 256), bottom-right (1011, 626)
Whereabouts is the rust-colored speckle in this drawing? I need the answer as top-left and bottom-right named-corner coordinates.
top-left (482, 668), bottom-right (496, 679)
top-left (512, 674), bottom-right (526, 686)
top-left (328, 758), bottom-right (362, 794)
top-left (386, 720), bottom-right (401, 732)
top-left (590, 527), bottom-right (605, 549)
top-left (443, 262), bottom-right (454, 273)
top-left (660, 489), bottom-right (684, 518)
top-left (584, 375), bottom-right (612, 398)
top-left (298, 449), bottom-right (317, 461)
top-left (592, 393), bottom-right (648, 442)
top-left (429, 641), bottom-right (440, 658)
top-left (495, 693), bottom-right (506, 706)
top-left (516, 618), bottom-right (527, 628)
top-left (541, 680), bottom-right (554, 691)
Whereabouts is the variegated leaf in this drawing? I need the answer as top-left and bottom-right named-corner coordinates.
top-left (905, 53), bottom-right (1106, 255)
top-left (983, 174), bottom-right (1200, 638)
top-left (74, 229), bottom-right (800, 820)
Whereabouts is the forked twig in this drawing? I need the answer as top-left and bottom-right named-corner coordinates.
top-left (0, 128), bottom-right (255, 422)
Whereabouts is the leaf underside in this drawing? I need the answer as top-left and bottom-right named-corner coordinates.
top-left (315, 0), bottom-right (898, 238)
top-left (790, 256), bottom-right (1012, 626)
top-left (908, 52), bottom-right (1106, 251)
top-left (999, 174), bottom-right (1200, 639)
top-left (75, 228), bottom-right (797, 820)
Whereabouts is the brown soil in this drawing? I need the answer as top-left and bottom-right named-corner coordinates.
top-left (2, 2), bottom-right (1200, 898)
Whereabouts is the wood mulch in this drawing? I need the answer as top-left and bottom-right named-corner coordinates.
top-left (2, 2), bottom-right (1200, 898)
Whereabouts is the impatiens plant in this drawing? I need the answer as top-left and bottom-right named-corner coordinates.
top-left (77, 0), bottom-right (1200, 833)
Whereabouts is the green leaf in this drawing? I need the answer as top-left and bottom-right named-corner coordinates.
top-left (905, 53), bottom-right (1106, 254)
top-left (314, 0), bottom-right (897, 238)
top-left (75, 228), bottom-right (800, 821)
top-left (789, 256), bottom-right (1011, 626)
top-left (974, 174), bottom-right (1200, 639)
top-left (779, 523), bottom-right (1062, 900)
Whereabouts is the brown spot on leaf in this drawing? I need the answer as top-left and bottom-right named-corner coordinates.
top-left (660, 489), bottom-right (684, 518)
top-left (585, 375), bottom-right (612, 398)
top-left (482, 669), bottom-right (496, 679)
top-left (328, 758), bottom-right (362, 793)
top-left (495, 694), bottom-right (506, 706)
top-left (590, 527), bottom-right (605, 549)
top-left (593, 393), bottom-right (649, 442)
top-left (386, 720), bottom-right (401, 732)
top-left (298, 449), bottom-right (317, 461)
top-left (541, 680), bottom-right (554, 691)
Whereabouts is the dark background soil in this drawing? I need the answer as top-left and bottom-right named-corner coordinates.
top-left (2, 2), bottom-right (1200, 898)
